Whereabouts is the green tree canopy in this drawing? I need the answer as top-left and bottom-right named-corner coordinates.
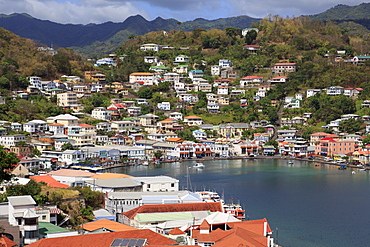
top-left (0, 148), bottom-right (20, 183)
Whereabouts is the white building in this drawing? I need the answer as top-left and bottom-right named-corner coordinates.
top-left (219, 59), bottom-right (232, 68)
top-left (157, 102), bottom-right (171, 111)
top-left (169, 112), bottom-right (183, 120)
top-left (306, 89), bottom-right (322, 98)
top-left (211, 65), bottom-right (220, 76)
top-left (8, 195), bottom-right (39, 245)
top-left (91, 107), bottom-right (111, 121)
top-left (326, 86), bottom-right (344, 96)
top-left (29, 76), bottom-right (42, 90)
top-left (140, 44), bottom-right (160, 52)
top-left (175, 55), bottom-right (189, 63)
top-left (0, 135), bottom-right (26, 148)
top-left (129, 72), bottom-right (154, 86)
top-left (95, 58), bottom-right (115, 67)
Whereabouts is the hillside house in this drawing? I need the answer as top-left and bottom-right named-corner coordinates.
top-left (144, 56), bottom-right (159, 63)
top-left (273, 63), bottom-right (296, 73)
top-left (211, 65), bottom-right (220, 76)
top-left (175, 55), bottom-right (189, 63)
top-left (243, 45), bottom-right (261, 54)
top-left (129, 72), bottom-right (154, 86)
top-left (240, 76), bottom-right (263, 88)
top-left (140, 43), bottom-right (160, 52)
top-left (269, 76), bottom-right (287, 84)
top-left (326, 86), bottom-right (344, 96)
top-left (189, 70), bottom-right (204, 80)
top-left (184, 115), bottom-right (203, 126)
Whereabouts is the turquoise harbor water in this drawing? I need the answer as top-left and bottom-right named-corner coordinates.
top-left (109, 159), bottom-right (370, 247)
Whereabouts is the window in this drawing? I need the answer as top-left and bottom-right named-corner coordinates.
top-left (24, 230), bottom-right (38, 239)
top-left (25, 218), bottom-right (37, 225)
top-left (171, 183), bottom-right (175, 187)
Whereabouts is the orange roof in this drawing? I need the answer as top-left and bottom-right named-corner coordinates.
top-left (168, 227), bottom-right (185, 235)
top-left (192, 218), bottom-right (271, 247)
top-left (89, 173), bottom-right (132, 179)
top-left (30, 175), bottom-right (69, 188)
top-left (272, 76), bottom-right (287, 79)
top-left (130, 72), bottom-right (153, 76)
top-left (166, 138), bottom-right (183, 143)
top-left (27, 229), bottom-right (176, 247)
top-left (82, 219), bottom-right (136, 232)
top-left (193, 228), bottom-right (232, 242)
top-left (0, 235), bottom-right (17, 247)
top-left (78, 124), bottom-right (94, 128)
top-left (199, 219), bottom-right (210, 230)
top-left (49, 123), bottom-right (64, 126)
top-left (241, 76), bottom-right (263, 79)
top-left (48, 169), bottom-right (95, 177)
top-left (274, 63), bottom-right (296, 65)
top-left (184, 115), bottom-right (202, 119)
top-left (122, 202), bottom-right (223, 219)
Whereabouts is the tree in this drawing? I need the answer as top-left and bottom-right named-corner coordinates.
top-left (362, 135), bottom-right (370, 146)
top-left (0, 148), bottom-right (20, 183)
top-left (339, 118), bottom-right (364, 133)
top-left (245, 30), bottom-right (257, 45)
top-left (265, 139), bottom-right (278, 149)
top-left (61, 143), bottom-right (75, 151)
top-left (137, 87), bottom-right (153, 99)
top-left (33, 148), bottom-right (41, 157)
top-left (154, 151), bottom-right (163, 159)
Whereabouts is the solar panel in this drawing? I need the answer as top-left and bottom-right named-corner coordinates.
top-left (110, 238), bottom-right (146, 247)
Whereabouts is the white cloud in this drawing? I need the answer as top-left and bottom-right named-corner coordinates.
top-left (0, 0), bottom-right (367, 24)
top-left (0, 0), bottom-right (148, 24)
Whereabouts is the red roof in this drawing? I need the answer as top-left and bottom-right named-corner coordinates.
top-left (168, 227), bottom-right (185, 235)
top-left (241, 76), bottom-right (263, 79)
top-left (30, 175), bottom-right (69, 188)
top-left (271, 76), bottom-right (287, 80)
top-left (200, 219), bottom-right (210, 230)
top-left (274, 63), bottom-right (296, 66)
top-left (192, 218), bottom-right (272, 247)
top-left (27, 229), bottom-right (176, 247)
top-left (122, 202), bottom-right (223, 219)
top-left (184, 115), bottom-right (202, 119)
top-left (78, 124), bottom-right (94, 128)
top-left (113, 103), bottom-right (124, 109)
top-left (49, 123), bottom-right (64, 126)
top-left (0, 235), bottom-right (17, 247)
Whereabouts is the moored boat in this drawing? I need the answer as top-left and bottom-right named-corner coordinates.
top-left (193, 163), bottom-right (205, 168)
top-left (223, 203), bottom-right (246, 220)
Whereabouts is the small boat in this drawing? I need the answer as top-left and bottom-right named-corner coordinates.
top-left (287, 161), bottom-right (294, 165)
top-left (224, 203), bottom-right (246, 220)
top-left (142, 161), bottom-right (149, 166)
top-left (193, 163), bottom-right (205, 168)
top-left (352, 171), bottom-right (356, 175)
top-left (338, 165), bottom-right (347, 170)
top-left (358, 168), bottom-right (366, 171)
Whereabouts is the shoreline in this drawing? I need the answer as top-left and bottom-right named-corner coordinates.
top-left (97, 155), bottom-right (366, 171)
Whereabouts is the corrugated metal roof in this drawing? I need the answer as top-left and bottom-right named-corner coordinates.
top-left (8, 195), bottom-right (36, 206)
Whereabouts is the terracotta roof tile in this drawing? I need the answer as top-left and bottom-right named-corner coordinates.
top-left (199, 220), bottom-right (210, 230)
top-left (168, 227), bottom-right (185, 235)
top-left (122, 202), bottom-right (223, 219)
top-left (82, 219), bottom-right (136, 232)
top-left (30, 175), bottom-right (69, 188)
top-left (27, 229), bottom-right (176, 247)
top-left (0, 235), bottom-right (17, 247)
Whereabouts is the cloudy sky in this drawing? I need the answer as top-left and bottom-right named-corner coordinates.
top-left (0, 0), bottom-right (367, 24)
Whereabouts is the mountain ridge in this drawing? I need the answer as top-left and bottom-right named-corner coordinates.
top-left (0, 13), bottom-right (259, 49)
